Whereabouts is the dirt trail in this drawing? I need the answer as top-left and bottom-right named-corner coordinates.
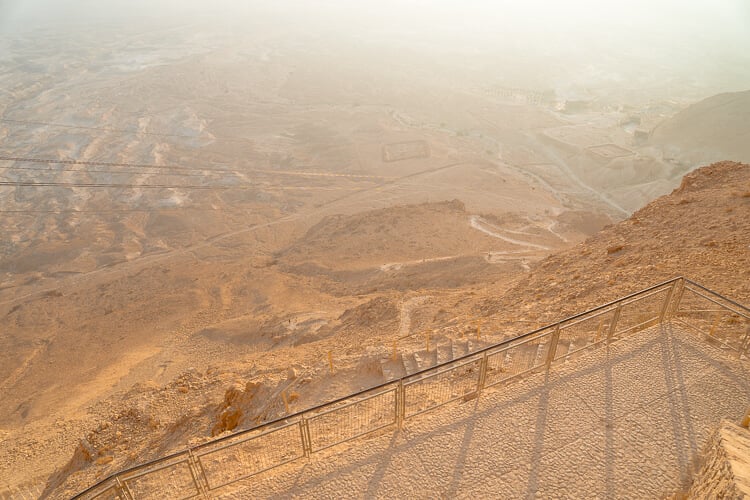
top-left (0, 343), bottom-right (46, 394)
top-left (380, 256), bottom-right (463, 273)
top-left (544, 220), bottom-right (569, 243)
top-left (522, 131), bottom-right (630, 216)
top-left (398, 296), bottom-right (430, 337)
top-left (469, 215), bottom-right (550, 251)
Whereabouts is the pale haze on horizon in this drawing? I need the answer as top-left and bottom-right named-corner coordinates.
top-left (0, 0), bottom-right (750, 97)
top-left (1, 0), bottom-right (749, 96)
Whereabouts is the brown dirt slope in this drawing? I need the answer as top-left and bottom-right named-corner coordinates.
top-left (17, 162), bottom-right (750, 499)
top-left (277, 200), bottom-right (500, 269)
top-left (475, 161), bottom-right (750, 325)
top-left (650, 91), bottom-right (750, 164)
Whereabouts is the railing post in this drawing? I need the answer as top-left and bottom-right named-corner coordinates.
top-left (708, 312), bottom-right (722, 338)
top-left (545, 324), bottom-right (561, 370)
top-left (396, 380), bottom-right (406, 429)
top-left (299, 418), bottom-right (313, 457)
top-left (594, 317), bottom-right (605, 344)
top-left (114, 476), bottom-right (133, 500)
top-left (608, 305), bottom-right (622, 343)
top-left (741, 326), bottom-right (750, 360)
top-left (659, 281), bottom-right (677, 323)
top-left (476, 352), bottom-right (489, 395)
top-left (187, 449), bottom-right (211, 499)
top-left (669, 278), bottom-right (686, 320)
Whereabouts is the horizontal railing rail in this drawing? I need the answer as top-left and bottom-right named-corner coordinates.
top-left (672, 279), bottom-right (750, 356)
top-left (71, 277), bottom-right (749, 499)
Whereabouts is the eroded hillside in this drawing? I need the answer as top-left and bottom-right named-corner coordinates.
top-left (22, 161), bottom-right (748, 498)
top-left (475, 160), bottom-right (750, 327)
top-left (650, 91), bottom-right (750, 165)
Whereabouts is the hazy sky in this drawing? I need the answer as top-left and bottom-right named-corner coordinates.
top-left (1, 0), bottom-right (748, 94)
top-left (2, 0), bottom-right (749, 40)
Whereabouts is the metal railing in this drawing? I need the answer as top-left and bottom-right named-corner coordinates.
top-left (72, 277), bottom-right (750, 499)
top-left (671, 280), bottom-right (750, 355)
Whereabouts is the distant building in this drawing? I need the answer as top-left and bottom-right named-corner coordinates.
top-left (484, 86), bottom-right (555, 106)
top-left (560, 100), bottom-right (590, 114)
top-left (633, 129), bottom-right (649, 146)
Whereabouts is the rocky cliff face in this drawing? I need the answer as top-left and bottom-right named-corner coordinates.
top-left (686, 420), bottom-right (750, 499)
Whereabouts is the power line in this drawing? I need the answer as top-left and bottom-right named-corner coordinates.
top-left (0, 156), bottom-right (391, 181)
top-left (0, 207), bottom-right (231, 214)
top-left (0, 155), bottom-right (235, 174)
top-left (0, 164), bottom-right (229, 178)
top-left (0, 114), bottom-right (293, 145)
top-left (0, 180), bottom-right (252, 190)
top-left (0, 179), bottom-right (359, 192)
top-left (0, 117), bottom-right (253, 143)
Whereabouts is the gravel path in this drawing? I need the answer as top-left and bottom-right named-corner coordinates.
top-left (217, 322), bottom-right (750, 498)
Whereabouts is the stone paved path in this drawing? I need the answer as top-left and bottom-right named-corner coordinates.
top-left (218, 323), bottom-right (750, 499)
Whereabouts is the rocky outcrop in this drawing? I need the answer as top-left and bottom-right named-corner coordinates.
top-left (686, 420), bottom-right (750, 499)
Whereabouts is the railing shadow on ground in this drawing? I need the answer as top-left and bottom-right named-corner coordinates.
top-left (71, 277), bottom-right (750, 500)
top-left (230, 325), bottom-right (709, 498)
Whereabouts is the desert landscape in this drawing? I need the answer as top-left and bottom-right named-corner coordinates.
top-left (0, 1), bottom-right (749, 498)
